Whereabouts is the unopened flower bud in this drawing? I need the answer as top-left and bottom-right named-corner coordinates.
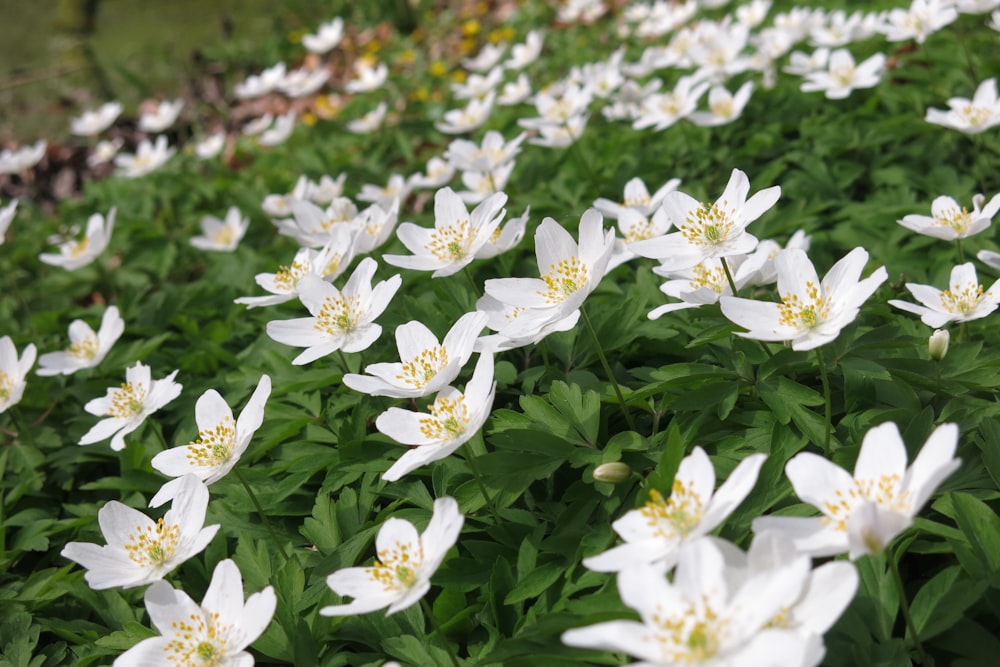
top-left (929, 329), bottom-right (949, 360)
top-left (593, 461), bottom-right (631, 484)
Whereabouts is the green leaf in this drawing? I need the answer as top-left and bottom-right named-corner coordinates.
top-left (504, 562), bottom-right (565, 605)
top-left (910, 565), bottom-right (988, 640)
top-left (949, 492), bottom-right (1000, 585)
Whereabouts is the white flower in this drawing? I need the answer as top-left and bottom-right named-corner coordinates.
top-left (755, 422), bottom-right (961, 559)
top-left (62, 475), bottom-right (217, 590)
top-left (800, 49), bottom-right (886, 99)
top-left (444, 131), bottom-right (525, 173)
top-left (593, 176), bottom-right (682, 220)
top-left (451, 66), bottom-right (503, 99)
top-left (138, 99), bottom-right (184, 133)
top-left (898, 193), bottom-right (1000, 239)
top-left (632, 75), bottom-right (709, 131)
top-left (435, 93), bottom-right (496, 134)
top-left (149, 375), bottom-right (271, 507)
top-left (409, 157), bottom-right (456, 190)
top-left (473, 295), bottom-right (581, 353)
top-left (194, 132), bottom-right (226, 160)
top-left (274, 197), bottom-right (359, 250)
top-left (783, 48), bottom-right (830, 76)
top-left (383, 187), bottom-right (507, 277)
top-left (235, 243), bottom-right (348, 309)
top-left (37, 305), bottom-right (124, 376)
top-left (306, 173), bottom-right (348, 204)
top-left (377, 353), bottom-right (495, 481)
top-left (235, 62), bottom-right (287, 99)
top-left (463, 43), bottom-right (506, 72)
top-left (929, 328), bottom-right (950, 360)
top-left (357, 173), bottom-right (412, 210)
top-left (483, 210), bottom-right (615, 339)
top-left (78, 361), bottom-right (182, 451)
top-left (347, 102), bottom-right (387, 134)
top-left (0, 198), bottom-right (17, 242)
top-left (528, 112), bottom-right (589, 148)
top-left (71, 101), bottom-right (123, 136)
top-left (475, 205), bottom-right (529, 259)
top-left (497, 74), bottom-right (532, 105)
top-left (878, 0), bottom-right (957, 43)
top-left (648, 254), bottom-right (754, 318)
top-left (39, 208), bottom-right (115, 271)
top-left (353, 199), bottom-right (401, 254)
top-left (630, 168), bottom-right (780, 271)
top-left (343, 311), bottom-right (486, 399)
top-left (0, 140), bottom-right (46, 174)
top-left (262, 176), bottom-right (311, 217)
top-left (721, 247), bottom-right (887, 351)
top-left (456, 161), bottom-right (514, 204)
top-left (563, 540), bottom-right (817, 667)
top-left (583, 447), bottom-right (766, 572)
top-left (242, 114), bottom-right (274, 136)
top-left (925, 78), bottom-right (1000, 134)
top-left (278, 67), bottom-right (330, 97)
top-left (505, 30), bottom-right (544, 70)
top-left (114, 559), bottom-right (276, 667)
top-left (88, 139), bottom-right (122, 167)
top-left (115, 136), bottom-right (175, 178)
top-left (303, 17), bottom-right (344, 53)
top-left (688, 81), bottom-right (755, 127)
top-left (889, 262), bottom-right (1000, 327)
top-left (190, 206), bottom-right (249, 252)
top-left (257, 111), bottom-right (296, 146)
top-left (266, 258), bottom-right (401, 364)
top-left (990, 9), bottom-right (1000, 30)
top-left (345, 60), bottom-right (388, 94)
top-left (321, 497), bottom-right (463, 616)
top-left (0, 336), bottom-right (36, 414)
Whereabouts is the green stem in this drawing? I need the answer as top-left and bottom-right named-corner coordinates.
top-left (956, 238), bottom-right (966, 263)
top-left (464, 453), bottom-right (495, 513)
top-left (888, 544), bottom-right (927, 664)
top-left (7, 408), bottom-right (28, 444)
top-left (814, 347), bottom-right (832, 454)
top-left (720, 256), bottom-right (739, 297)
top-left (959, 321), bottom-right (968, 343)
top-left (462, 267), bottom-right (479, 296)
top-left (581, 308), bottom-right (636, 431)
top-left (233, 467), bottom-right (290, 562)
top-left (563, 121), bottom-right (600, 193)
top-left (421, 597), bottom-right (462, 667)
top-left (337, 350), bottom-right (351, 375)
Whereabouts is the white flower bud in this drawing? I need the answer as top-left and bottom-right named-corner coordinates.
top-left (593, 461), bottom-right (631, 484)
top-left (929, 329), bottom-right (949, 360)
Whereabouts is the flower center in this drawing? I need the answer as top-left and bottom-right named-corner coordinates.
top-left (186, 416), bottom-right (237, 468)
top-left (419, 396), bottom-right (470, 441)
top-left (70, 237), bottom-right (90, 258)
top-left (778, 281), bottom-right (829, 330)
top-left (315, 294), bottom-right (362, 335)
top-left (0, 371), bottom-right (11, 400)
top-left (940, 281), bottom-right (986, 315)
top-left (710, 98), bottom-right (734, 118)
top-left (273, 259), bottom-right (310, 292)
top-left (961, 104), bottom-right (991, 128)
top-left (538, 257), bottom-right (589, 304)
top-left (933, 206), bottom-right (972, 234)
top-left (397, 346), bottom-right (449, 389)
top-left (211, 226), bottom-right (235, 248)
top-left (107, 382), bottom-right (146, 418)
top-left (649, 600), bottom-right (726, 663)
top-left (163, 610), bottom-right (231, 666)
top-left (369, 540), bottom-right (424, 592)
top-left (680, 201), bottom-right (735, 247)
top-left (821, 474), bottom-right (912, 531)
top-left (623, 216), bottom-right (655, 243)
top-left (426, 218), bottom-right (473, 260)
top-left (639, 482), bottom-right (705, 541)
top-left (832, 64), bottom-right (856, 87)
top-left (69, 332), bottom-right (99, 359)
top-left (688, 262), bottom-right (727, 292)
top-left (124, 517), bottom-right (180, 566)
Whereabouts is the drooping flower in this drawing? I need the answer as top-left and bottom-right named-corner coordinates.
top-left (0, 140), bottom-right (46, 174)
top-left (0, 198), bottom-right (17, 242)
top-left (39, 208), bottom-right (116, 271)
top-left (321, 497), bottom-right (463, 616)
top-left (897, 193), bottom-right (1000, 239)
top-left (114, 558), bottom-right (276, 667)
top-left (383, 188), bottom-right (507, 277)
top-left (36, 305), bottom-right (124, 376)
top-left (149, 375), bottom-right (271, 507)
top-left (71, 101), bottom-right (123, 136)
top-left (754, 422), bottom-right (961, 559)
top-left (257, 111), bottom-right (297, 146)
top-left (194, 132), bottom-right (226, 160)
top-left (190, 206), bottom-right (249, 252)
top-left (629, 168), bottom-right (780, 272)
top-left (88, 139), bottom-right (122, 167)
top-left (505, 30), bottom-right (544, 70)
top-left (720, 247), bottom-right (887, 351)
top-left (343, 311), bottom-right (486, 399)
top-left (277, 67), bottom-right (329, 97)
top-left (235, 62), bottom-right (287, 99)
top-left (889, 262), bottom-right (1000, 327)
top-left (563, 539), bottom-right (818, 667)
top-left (78, 361), bottom-right (183, 451)
top-left (346, 102), bottom-right (387, 134)
top-left (61, 474), bottom-right (219, 589)
top-left (266, 258), bottom-right (401, 364)
top-left (483, 210), bottom-right (615, 339)
top-left (0, 336), bottom-right (36, 414)
top-left (583, 447), bottom-right (766, 572)
top-left (377, 353), bottom-right (495, 481)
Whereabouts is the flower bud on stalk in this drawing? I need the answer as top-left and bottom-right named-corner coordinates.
top-left (929, 329), bottom-right (949, 360)
top-left (593, 461), bottom-right (631, 483)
